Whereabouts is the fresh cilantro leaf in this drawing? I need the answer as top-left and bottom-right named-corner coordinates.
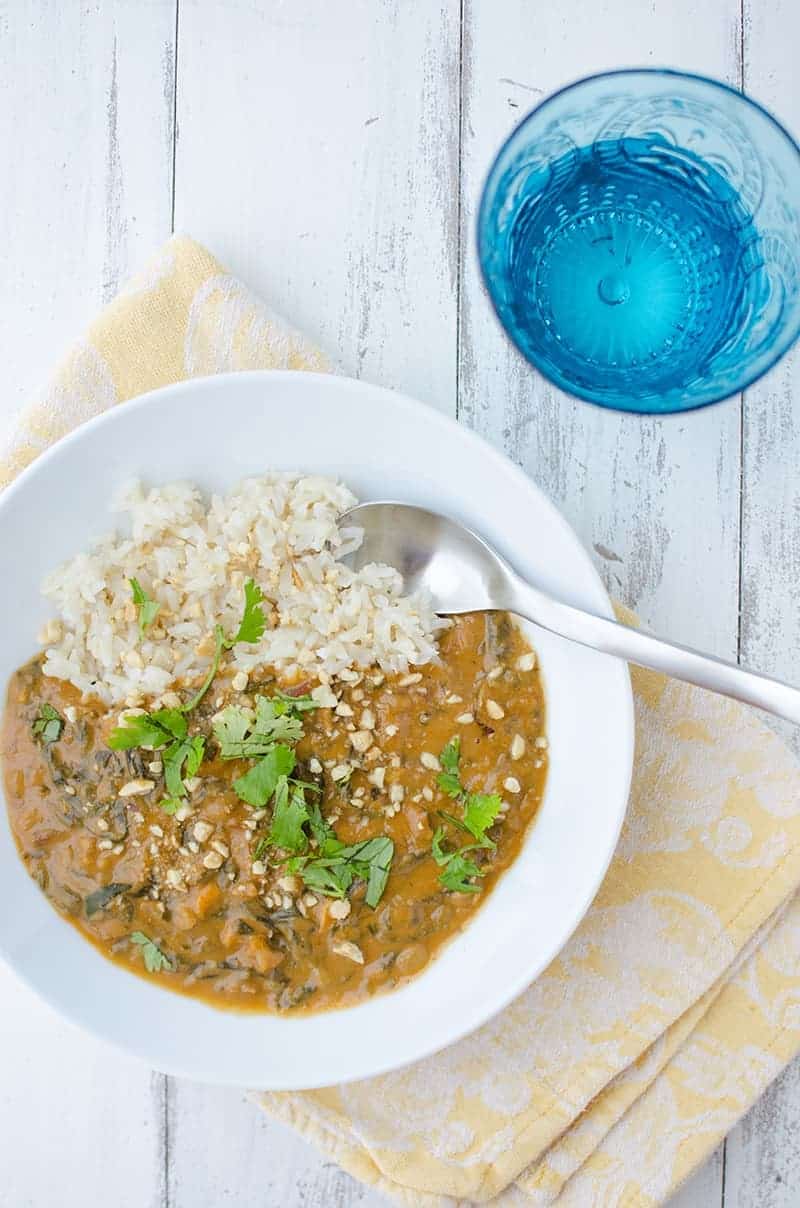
top-left (431, 826), bottom-right (484, 894)
top-left (108, 708), bottom-right (186, 751)
top-left (160, 796), bottom-right (182, 816)
top-left (163, 735), bottom-right (205, 798)
top-left (462, 792), bottom-right (503, 844)
top-left (213, 694), bottom-right (310, 759)
top-left (152, 709), bottom-right (188, 739)
top-left (289, 858), bottom-right (352, 899)
top-left (438, 851), bottom-right (483, 894)
top-left (212, 706), bottom-right (252, 756)
top-left (130, 931), bottom-right (174, 973)
top-left (129, 577), bottom-right (160, 636)
top-left (268, 777), bottom-right (310, 853)
top-left (182, 624), bottom-right (225, 713)
top-left (358, 836), bottom-right (394, 908)
top-left (306, 797), bottom-right (337, 847)
top-left (234, 744), bottom-right (296, 807)
top-left (253, 835), bottom-right (270, 862)
top-left (253, 695), bottom-right (304, 744)
top-left (437, 735), bottom-right (463, 797)
top-left (437, 771), bottom-right (463, 799)
top-left (289, 836), bottom-right (394, 908)
top-left (440, 735), bottom-right (461, 775)
top-left (432, 734), bottom-right (502, 846)
top-left (224, 578), bottom-right (267, 648)
top-left (431, 825), bottom-right (451, 865)
top-left (32, 703), bottom-right (63, 744)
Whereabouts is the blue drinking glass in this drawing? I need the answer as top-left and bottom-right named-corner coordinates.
top-left (478, 69), bottom-right (800, 413)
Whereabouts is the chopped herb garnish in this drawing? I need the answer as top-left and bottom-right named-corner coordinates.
top-left (162, 734), bottom-right (205, 798)
top-left (109, 709), bottom-right (203, 800)
top-left (223, 578), bottom-right (267, 648)
top-left (306, 797), bottom-right (336, 846)
top-left (160, 796), bottom-right (182, 816)
top-left (439, 734), bottom-right (461, 775)
top-left (129, 577), bottom-right (160, 636)
top-left (288, 835), bottom-right (394, 908)
top-left (462, 792), bottom-right (503, 843)
top-left (182, 624), bottom-right (225, 713)
top-left (431, 826), bottom-right (484, 894)
top-left (32, 703), bottom-right (63, 744)
top-left (233, 744), bottom-right (296, 807)
top-left (108, 707), bottom-right (187, 750)
top-left (434, 735), bottom-right (503, 846)
top-left (268, 776), bottom-right (310, 853)
top-left (213, 691), bottom-right (317, 760)
top-left (130, 931), bottom-right (174, 973)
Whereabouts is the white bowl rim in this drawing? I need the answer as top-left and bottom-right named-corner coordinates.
top-left (0, 369), bottom-right (634, 1087)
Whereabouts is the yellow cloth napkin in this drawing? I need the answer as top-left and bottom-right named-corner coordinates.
top-left (8, 236), bottom-right (800, 1207)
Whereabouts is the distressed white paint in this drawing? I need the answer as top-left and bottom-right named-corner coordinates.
top-left (174, 0), bottom-right (460, 412)
top-left (726, 0), bottom-right (800, 1201)
top-left (0, 0), bottom-right (176, 438)
top-left (0, 3), bottom-right (174, 1206)
top-left (168, 1081), bottom-right (388, 1207)
top-left (1, 0), bottom-right (800, 1204)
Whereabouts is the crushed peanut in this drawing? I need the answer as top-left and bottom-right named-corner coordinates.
top-left (118, 778), bottom-right (155, 797)
top-left (332, 939), bottom-right (364, 964)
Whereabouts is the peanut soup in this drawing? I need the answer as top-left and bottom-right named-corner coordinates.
top-left (2, 612), bottom-right (546, 1013)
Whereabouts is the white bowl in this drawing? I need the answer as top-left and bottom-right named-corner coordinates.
top-left (0, 371), bottom-right (633, 1088)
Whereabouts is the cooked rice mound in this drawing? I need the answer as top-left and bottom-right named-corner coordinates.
top-left (41, 475), bottom-right (445, 705)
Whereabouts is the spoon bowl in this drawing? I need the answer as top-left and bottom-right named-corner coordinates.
top-left (341, 502), bottom-right (512, 613)
top-left (344, 501), bottom-right (800, 726)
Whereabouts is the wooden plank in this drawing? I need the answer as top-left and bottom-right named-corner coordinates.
top-left (669, 1143), bottom-right (725, 1208)
top-left (0, 3), bottom-right (175, 1205)
top-left (725, 1062), bottom-right (800, 1208)
top-left (0, 0), bottom-right (176, 437)
top-left (173, 0), bottom-right (460, 412)
top-left (0, 963), bottom-right (165, 1208)
top-left (168, 1082), bottom-right (388, 1207)
top-left (459, 2), bottom-right (742, 1204)
top-left (726, 0), bottom-right (800, 1200)
top-left (169, 3), bottom-right (459, 1202)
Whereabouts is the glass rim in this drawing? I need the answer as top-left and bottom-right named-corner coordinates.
top-left (476, 66), bottom-right (800, 415)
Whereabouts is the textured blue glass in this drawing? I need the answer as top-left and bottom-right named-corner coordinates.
top-left (478, 70), bottom-right (800, 413)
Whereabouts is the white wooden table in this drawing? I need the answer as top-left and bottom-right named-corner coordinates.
top-left (2, 2), bottom-right (799, 1204)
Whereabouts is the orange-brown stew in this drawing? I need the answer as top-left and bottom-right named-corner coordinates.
top-left (2, 612), bottom-right (546, 1013)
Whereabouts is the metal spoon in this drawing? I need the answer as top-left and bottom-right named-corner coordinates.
top-left (341, 501), bottom-right (800, 725)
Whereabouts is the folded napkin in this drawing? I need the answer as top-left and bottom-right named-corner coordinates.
top-left (9, 236), bottom-right (800, 1207)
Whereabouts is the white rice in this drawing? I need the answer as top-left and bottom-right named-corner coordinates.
top-left (40, 474), bottom-right (446, 705)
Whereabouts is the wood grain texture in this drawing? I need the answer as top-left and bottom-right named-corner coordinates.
top-left (0, 0), bottom-right (176, 437)
top-left (726, 0), bottom-right (800, 1199)
top-left (0, 2), bottom-right (174, 1204)
top-left (168, 1082), bottom-right (388, 1208)
top-left (174, 0), bottom-right (460, 412)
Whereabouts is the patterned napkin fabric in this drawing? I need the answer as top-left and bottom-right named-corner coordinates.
top-left (10, 236), bottom-right (800, 1207)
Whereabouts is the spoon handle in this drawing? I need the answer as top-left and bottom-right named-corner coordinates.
top-left (507, 576), bottom-right (800, 725)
